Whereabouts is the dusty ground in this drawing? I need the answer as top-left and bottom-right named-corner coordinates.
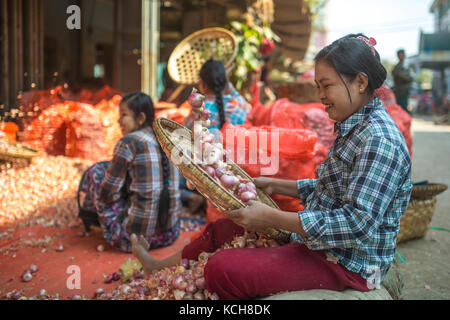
top-left (396, 115), bottom-right (450, 300)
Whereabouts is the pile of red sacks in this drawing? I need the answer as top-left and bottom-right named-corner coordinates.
top-left (15, 86), bottom-right (192, 163)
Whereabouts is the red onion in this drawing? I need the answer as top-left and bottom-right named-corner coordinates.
top-left (240, 191), bottom-right (257, 202)
top-left (201, 109), bottom-right (211, 120)
top-left (203, 166), bottom-right (216, 177)
top-left (220, 175), bottom-right (239, 188)
top-left (194, 277), bottom-right (206, 289)
top-left (194, 291), bottom-right (206, 300)
top-left (172, 275), bottom-right (183, 289)
top-left (12, 290), bottom-right (23, 300)
top-left (246, 242), bottom-right (256, 248)
top-left (202, 133), bottom-right (215, 144)
top-left (215, 167), bottom-right (227, 178)
top-left (29, 264), bottom-right (38, 273)
top-left (137, 287), bottom-right (146, 295)
top-left (112, 272), bottom-right (121, 281)
top-left (121, 285), bottom-right (131, 294)
top-left (94, 288), bottom-right (104, 297)
top-left (188, 89), bottom-right (205, 109)
top-left (255, 239), bottom-right (265, 248)
top-left (181, 258), bottom-right (190, 269)
top-left (246, 182), bottom-right (257, 192)
top-left (209, 292), bottom-right (220, 300)
top-left (22, 271), bottom-right (32, 282)
top-left (205, 148), bottom-right (222, 165)
top-left (104, 274), bottom-right (114, 284)
top-left (71, 294), bottom-right (82, 300)
top-left (173, 289), bottom-right (186, 300)
top-left (235, 183), bottom-right (248, 196)
top-left (183, 292), bottom-right (194, 300)
top-left (178, 280), bottom-right (188, 291)
top-left (186, 282), bottom-right (198, 294)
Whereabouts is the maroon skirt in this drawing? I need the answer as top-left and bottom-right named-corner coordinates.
top-left (182, 218), bottom-right (371, 300)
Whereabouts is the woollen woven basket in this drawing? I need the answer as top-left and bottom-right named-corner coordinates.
top-left (397, 183), bottom-right (447, 243)
top-left (153, 117), bottom-right (291, 244)
top-left (167, 27), bottom-right (238, 85)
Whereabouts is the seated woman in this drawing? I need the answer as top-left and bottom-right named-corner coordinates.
top-left (78, 92), bottom-right (182, 253)
top-left (184, 59), bottom-right (251, 132)
top-left (131, 34), bottom-right (412, 299)
top-left (182, 59), bottom-right (252, 219)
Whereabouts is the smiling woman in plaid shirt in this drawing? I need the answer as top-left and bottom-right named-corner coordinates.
top-left (78, 92), bottom-right (182, 253)
top-left (131, 34), bottom-right (412, 299)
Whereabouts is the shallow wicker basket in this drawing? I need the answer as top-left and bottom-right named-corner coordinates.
top-left (0, 141), bottom-right (39, 161)
top-left (397, 183), bottom-right (447, 244)
top-left (167, 27), bottom-right (238, 85)
top-left (154, 118), bottom-right (291, 244)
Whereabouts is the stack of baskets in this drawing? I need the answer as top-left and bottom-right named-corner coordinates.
top-left (397, 183), bottom-right (448, 243)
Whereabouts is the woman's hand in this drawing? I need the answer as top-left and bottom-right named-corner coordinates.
top-left (253, 177), bottom-right (276, 195)
top-left (227, 200), bottom-right (275, 233)
top-left (186, 179), bottom-right (196, 191)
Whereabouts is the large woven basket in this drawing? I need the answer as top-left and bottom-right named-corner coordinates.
top-left (397, 183), bottom-right (447, 243)
top-left (154, 118), bottom-right (291, 244)
top-left (167, 27), bottom-right (238, 85)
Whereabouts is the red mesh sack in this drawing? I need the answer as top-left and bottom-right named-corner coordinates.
top-left (94, 96), bottom-right (123, 159)
top-left (65, 102), bottom-right (107, 161)
top-left (221, 124), bottom-right (318, 212)
top-left (386, 104), bottom-right (413, 157)
top-left (375, 85), bottom-right (397, 108)
top-left (19, 103), bottom-right (69, 155)
top-left (156, 101), bottom-right (192, 124)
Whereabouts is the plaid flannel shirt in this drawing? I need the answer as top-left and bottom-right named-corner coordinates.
top-left (291, 97), bottom-right (412, 284)
top-left (184, 82), bottom-right (250, 131)
top-left (99, 127), bottom-right (182, 235)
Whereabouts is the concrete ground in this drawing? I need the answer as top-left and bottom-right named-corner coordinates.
top-left (396, 115), bottom-right (450, 300)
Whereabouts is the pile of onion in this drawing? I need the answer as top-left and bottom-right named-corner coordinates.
top-left (91, 232), bottom-right (280, 301)
top-left (188, 89), bottom-right (258, 203)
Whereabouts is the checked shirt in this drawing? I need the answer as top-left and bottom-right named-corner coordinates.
top-left (291, 97), bottom-right (412, 283)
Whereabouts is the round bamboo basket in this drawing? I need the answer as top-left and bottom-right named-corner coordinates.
top-left (154, 117), bottom-right (291, 244)
top-left (397, 198), bottom-right (437, 244)
top-left (410, 183), bottom-right (447, 200)
top-left (167, 27), bottom-right (238, 85)
top-left (397, 183), bottom-right (447, 243)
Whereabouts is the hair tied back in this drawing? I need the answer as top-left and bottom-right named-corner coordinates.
top-left (357, 36), bottom-right (377, 56)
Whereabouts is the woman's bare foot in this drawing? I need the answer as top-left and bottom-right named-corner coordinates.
top-left (131, 234), bottom-right (160, 275)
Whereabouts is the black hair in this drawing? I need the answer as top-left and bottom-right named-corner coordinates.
top-left (199, 59), bottom-right (227, 129)
top-left (121, 92), bottom-right (171, 232)
top-left (314, 33), bottom-right (387, 103)
top-left (397, 49), bottom-right (405, 55)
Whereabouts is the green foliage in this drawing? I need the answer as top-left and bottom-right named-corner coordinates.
top-left (227, 21), bottom-right (279, 90)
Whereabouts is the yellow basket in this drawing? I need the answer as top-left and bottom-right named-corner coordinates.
top-left (167, 27), bottom-right (238, 85)
top-left (153, 117), bottom-right (291, 244)
top-left (397, 183), bottom-right (447, 244)
top-left (0, 141), bottom-right (40, 161)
